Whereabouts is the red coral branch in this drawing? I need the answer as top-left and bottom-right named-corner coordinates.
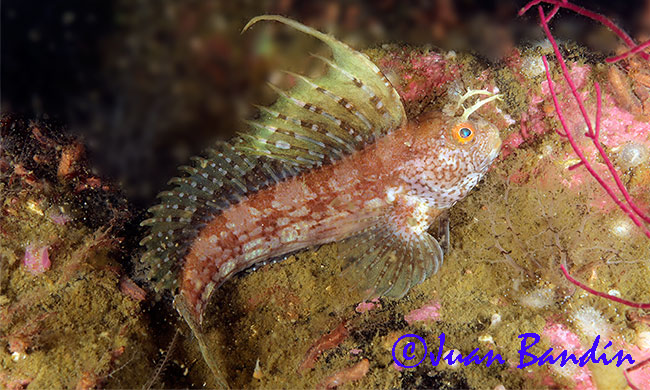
top-left (560, 261), bottom-right (650, 309)
top-left (567, 161), bottom-right (583, 171)
top-left (588, 95), bottom-right (650, 224)
top-left (520, 4), bottom-right (650, 308)
top-left (608, 39), bottom-right (650, 63)
top-left (519, 0), bottom-right (650, 61)
top-left (535, 7), bottom-right (650, 239)
top-left (540, 52), bottom-right (650, 238)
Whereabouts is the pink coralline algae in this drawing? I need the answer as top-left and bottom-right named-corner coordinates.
top-left (404, 301), bottom-right (441, 325)
top-left (377, 51), bottom-right (458, 104)
top-left (537, 64), bottom-right (650, 160)
top-left (315, 358), bottom-right (369, 390)
top-left (542, 322), bottom-right (595, 389)
top-left (543, 322), bottom-right (584, 352)
top-left (23, 244), bottom-right (51, 275)
top-left (541, 320), bottom-right (650, 390)
top-left (355, 299), bottom-right (381, 314)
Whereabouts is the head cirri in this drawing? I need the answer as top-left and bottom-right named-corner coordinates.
top-left (400, 90), bottom-right (502, 209)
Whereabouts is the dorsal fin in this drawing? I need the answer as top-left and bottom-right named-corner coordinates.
top-left (139, 16), bottom-right (406, 295)
top-left (139, 139), bottom-right (294, 293)
top-left (238, 15), bottom-right (406, 169)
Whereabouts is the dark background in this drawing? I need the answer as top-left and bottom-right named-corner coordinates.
top-left (2, 0), bottom-right (648, 208)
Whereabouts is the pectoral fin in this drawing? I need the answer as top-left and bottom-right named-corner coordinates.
top-left (436, 211), bottom-right (450, 255)
top-left (340, 200), bottom-right (444, 299)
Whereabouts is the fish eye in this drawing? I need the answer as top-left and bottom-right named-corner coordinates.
top-left (452, 122), bottom-right (476, 144)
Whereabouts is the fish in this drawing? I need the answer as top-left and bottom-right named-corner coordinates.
top-left (140, 15), bottom-right (502, 328)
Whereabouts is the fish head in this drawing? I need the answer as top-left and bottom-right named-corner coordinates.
top-left (399, 111), bottom-right (502, 209)
top-left (446, 115), bottom-right (502, 173)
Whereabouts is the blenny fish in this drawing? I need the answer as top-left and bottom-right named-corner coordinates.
top-left (140, 15), bottom-right (501, 383)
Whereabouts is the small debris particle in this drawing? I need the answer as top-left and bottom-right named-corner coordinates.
top-left (316, 358), bottom-right (369, 390)
top-left (23, 244), bottom-right (51, 275)
top-left (297, 321), bottom-right (348, 373)
top-left (57, 143), bottom-right (83, 178)
top-left (119, 276), bottom-right (147, 302)
top-left (490, 313), bottom-right (501, 327)
top-left (25, 200), bottom-right (43, 216)
top-left (253, 358), bottom-right (263, 380)
top-left (48, 209), bottom-right (72, 225)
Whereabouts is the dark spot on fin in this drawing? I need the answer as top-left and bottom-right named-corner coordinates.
top-left (239, 15), bottom-right (406, 174)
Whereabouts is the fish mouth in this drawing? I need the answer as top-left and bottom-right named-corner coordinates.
top-left (493, 133), bottom-right (503, 158)
top-left (485, 140), bottom-right (502, 167)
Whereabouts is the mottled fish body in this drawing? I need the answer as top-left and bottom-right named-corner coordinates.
top-left (140, 15), bottom-right (502, 325)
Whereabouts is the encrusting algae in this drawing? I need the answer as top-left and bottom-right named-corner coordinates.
top-left (0, 116), bottom-right (156, 388)
top-left (139, 16), bottom-right (503, 386)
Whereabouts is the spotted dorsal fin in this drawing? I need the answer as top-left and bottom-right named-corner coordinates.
top-left (238, 15), bottom-right (406, 169)
top-left (139, 138), bottom-right (295, 294)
